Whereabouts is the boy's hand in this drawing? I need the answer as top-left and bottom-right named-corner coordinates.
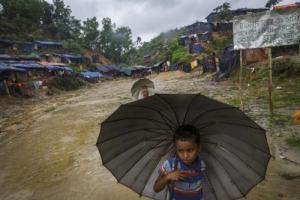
top-left (166, 170), bottom-right (189, 181)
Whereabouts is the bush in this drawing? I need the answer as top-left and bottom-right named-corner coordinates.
top-left (273, 59), bottom-right (300, 78)
top-left (47, 76), bottom-right (86, 91)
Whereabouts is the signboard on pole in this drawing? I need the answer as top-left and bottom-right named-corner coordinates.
top-left (233, 8), bottom-right (300, 50)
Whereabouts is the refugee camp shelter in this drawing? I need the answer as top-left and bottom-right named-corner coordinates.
top-left (34, 40), bottom-right (63, 51)
top-left (96, 65), bottom-right (121, 76)
top-left (80, 71), bottom-right (103, 83)
top-left (206, 8), bottom-right (268, 25)
top-left (186, 22), bottom-right (213, 35)
top-left (55, 54), bottom-right (83, 64)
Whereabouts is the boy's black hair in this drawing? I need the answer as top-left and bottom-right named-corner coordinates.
top-left (174, 125), bottom-right (200, 145)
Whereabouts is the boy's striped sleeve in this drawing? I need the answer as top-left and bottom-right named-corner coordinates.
top-left (158, 160), bottom-right (172, 177)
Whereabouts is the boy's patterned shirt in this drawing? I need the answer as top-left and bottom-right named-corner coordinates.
top-left (159, 157), bottom-right (205, 200)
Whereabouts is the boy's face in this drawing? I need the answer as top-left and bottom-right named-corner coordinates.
top-left (175, 139), bottom-right (201, 165)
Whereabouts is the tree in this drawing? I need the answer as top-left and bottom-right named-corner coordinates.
top-left (265, 0), bottom-right (282, 8)
top-left (213, 2), bottom-right (232, 22)
top-left (82, 17), bottom-right (100, 50)
top-left (0, 0), bottom-right (44, 39)
top-left (99, 18), bottom-right (132, 62)
top-left (51, 0), bottom-right (72, 39)
top-left (99, 17), bottom-right (114, 56)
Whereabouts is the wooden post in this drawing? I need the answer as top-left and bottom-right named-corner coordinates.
top-left (268, 48), bottom-right (273, 113)
top-left (239, 50), bottom-right (244, 111)
top-left (3, 80), bottom-right (11, 97)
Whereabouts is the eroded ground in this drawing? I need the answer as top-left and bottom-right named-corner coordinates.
top-left (0, 71), bottom-right (299, 200)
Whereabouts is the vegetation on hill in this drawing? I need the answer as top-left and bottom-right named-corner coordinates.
top-left (0, 0), bottom-right (137, 63)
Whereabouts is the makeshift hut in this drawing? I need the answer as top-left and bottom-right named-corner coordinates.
top-left (96, 65), bottom-right (121, 77)
top-left (0, 64), bottom-right (28, 96)
top-left (186, 22), bottom-right (213, 35)
top-left (80, 71), bottom-right (103, 83)
top-left (216, 44), bottom-right (240, 80)
top-left (34, 40), bottom-right (63, 51)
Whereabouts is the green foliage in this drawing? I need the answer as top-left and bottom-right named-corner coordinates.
top-left (82, 17), bottom-right (100, 50)
top-left (48, 76), bottom-right (85, 91)
top-left (213, 2), bottom-right (233, 22)
top-left (131, 28), bottom-right (186, 65)
top-left (265, 0), bottom-right (282, 8)
top-left (0, 1), bottom-right (136, 64)
top-left (273, 59), bottom-right (300, 78)
top-left (98, 18), bottom-right (133, 63)
top-left (286, 136), bottom-right (300, 148)
top-left (169, 41), bottom-right (192, 64)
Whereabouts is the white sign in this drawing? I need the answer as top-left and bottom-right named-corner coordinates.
top-left (233, 8), bottom-right (300, 50)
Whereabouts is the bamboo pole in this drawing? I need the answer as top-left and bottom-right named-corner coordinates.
top-left (268, 48), bottom-right (273, 113)
top-left (239, 50), bottom-right (244, 111)
top-left (3, 80), bottom-right (11, 97)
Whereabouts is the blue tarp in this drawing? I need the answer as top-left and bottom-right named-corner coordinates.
top-left (11, 63), bottom-right (45, 70)
top-left (0, 64), bottom-right (27, 73)
top-left (120, 67), bottom-right (136, 76)
top-left (97, 65), bottom-right (120, 72)
top-left (61, 66), bottom-right (73, 72)
top-left (190, 44), bottom-right (204, 54)
top-left (80, 71), bottom-right (103, 79)
top-left (58, 54), bottom-right (82, 59)
top-left (45, 65), bottom-right (64, 72)
top-left (45, 65), bottom-right (73, 72)
top-left (34, 40), bottom-right (63, 46)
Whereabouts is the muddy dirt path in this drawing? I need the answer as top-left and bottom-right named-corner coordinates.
top-left (0, 71), bottom-right (299, 200)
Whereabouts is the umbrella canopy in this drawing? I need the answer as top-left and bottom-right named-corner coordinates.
top-left (96, 94), bottom-right (271, 200)
top-left (131, 78), bottom-right (155, 99)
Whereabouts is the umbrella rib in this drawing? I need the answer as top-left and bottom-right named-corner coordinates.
top-left (118, 136), bottom-right (172, 182)
top-left (182, 95), bottom-right (199, 125)
top-left (195, 120), bottom-right (265, 133)
top-left (204, 146), bottom-right (246, 198)
top-left (218, 121), bottom-right (265, 131)
top-left (203, 171), bottom-right (218, 200)
top-left (98, 128), bottom-right (172, 144)
top-left (203, 140), bottom-right (265, 178)
top-left (102, 135), bottom-right (172, 165)
top-left (123, 104), bottom-right (176, 130)
top-left (138, 143), bottom-right (172, 196)
top-left (103, 117), bottom-right (171, 129)
top-left (156, 94), bottom-right (180, 126)
top-left (202, 130), bottom-right (270, 155)
top-left (190, 107), bottom-right (236, 124)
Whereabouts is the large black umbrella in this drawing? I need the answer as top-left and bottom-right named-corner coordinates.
top-left (96, 94), bottom-right (271, 200)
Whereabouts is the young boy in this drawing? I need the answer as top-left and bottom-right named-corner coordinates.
top-left (153, 125), bottom-right (205, 200)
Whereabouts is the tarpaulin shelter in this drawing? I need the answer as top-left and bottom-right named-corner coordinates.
top-left (197, 32), bottom-right (213, 42)
top-left (132, 65), bottom-right (151, 77)
top-left (34, 40), bottom-right (63, 50)
top-left (168, 63), bottom-right (179, 71)
top-left (178, 36), bottom-right (190, 46)
top-left (11, 63), bottom-right (45, 70)
top-left (190, 43), bottom-right (204, 54)
top-left (55, 54), bottom-right (83, 64)
top-left (80, 71), bottom-right (103, 83)
top-left (120, 66), bottom-right (140, 76)
top-left (186, 22), bottom-right (213, 35)
top-left (218, 45), bottom-right (240, 77)
top-left (0, 64), bottom-right (27, 73)
top-left (152, 60), bottom-right (166, 72)
top-left (96, 65), bottom-right (121, 76)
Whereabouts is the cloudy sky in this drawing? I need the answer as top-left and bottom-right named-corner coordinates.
top-left (58, 0), bottom-right (295, 42)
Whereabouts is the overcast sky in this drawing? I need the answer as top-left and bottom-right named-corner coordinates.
top-left (57, 0), bottom-right (296, 42)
